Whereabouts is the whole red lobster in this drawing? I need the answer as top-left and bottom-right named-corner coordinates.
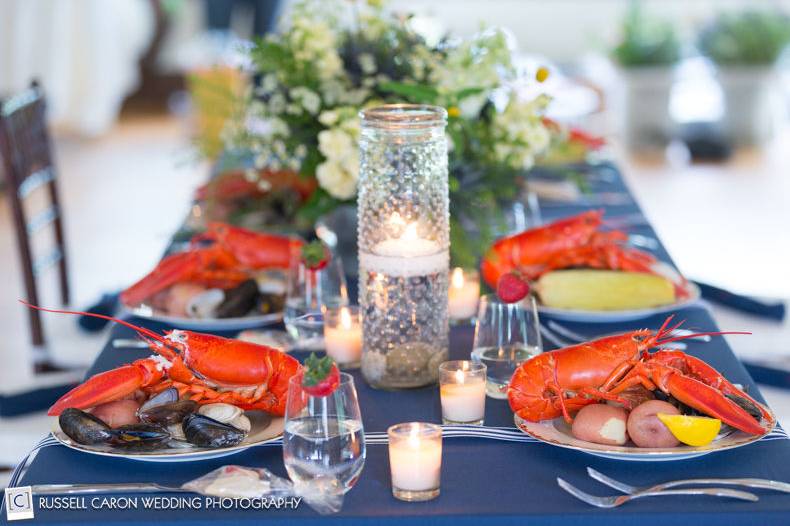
top-left (25, 303), bottom-right (301, 417)
top-left (480, 210), bottom-right (658, 289)
top-left (508, 317), bottom-right (773, 436)
top-left (121, 222), bottom-right (303, 307)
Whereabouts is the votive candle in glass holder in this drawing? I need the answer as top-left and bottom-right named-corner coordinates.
top-left (439, 360), bottom-right (486, 425)
top-left (388, 422), bottom-right (442, 502)
top-left (324, 306), bottom-right (362, 368)
top-left (358, 104), bottom-right (449, 390)
top-left (448, 268), bottom-right (480, 322)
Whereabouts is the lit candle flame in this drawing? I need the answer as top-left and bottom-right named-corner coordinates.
top-left (390, 212), bottom-right (405, 229)
top-left (454, 368), bottom-right (465, 384)
top-left (340, 306), bottom-right (353, 329)
top-left (408, 424), bottom-right (421, 448)
top-left (451, 267), bottom-right (465, 289)
top-left (403, 222), bottom-right (418, 241)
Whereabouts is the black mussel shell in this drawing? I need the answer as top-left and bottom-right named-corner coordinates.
top-left (110, 423), bottom-right (170, 448)
top-left (216, 280), bottom-right (259, 318)
top-left (59, 408), bottom-right (113, 445)
top-left (182, 413), bottom-right (246, 448)
top-left (138, 399), bottom-right (197, 426)
top-left (258, 292), bottom-right (285, 315)
top-left (138, 387), bottom-right (179, 414)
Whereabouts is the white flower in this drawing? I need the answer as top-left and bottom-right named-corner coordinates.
top-left (268, 93), bottom-right (286, 114)
top-left (261, 74), bottom-right (278, 93)
top-left (491, 92), bottom-right (551, 170)
top-left (316, 160), bottom-right (357, 199)
top-left (289, 87), bottom-right (321, 115)
top-left (339, 148), bottom-right (359, 176)
top-left (319, 110), bottom-right (339, 126)
top-left (295, 144), bottom-right (308, 159)
top-left (358, 53), bottom-right (376, 74)
top-left (268, 117), bottom-right (289, 137)
top-left (318, 128), bottom-right (354, 161)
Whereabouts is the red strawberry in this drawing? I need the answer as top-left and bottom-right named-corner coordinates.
top-left (301, 353), bottom-right (340, 397)
top-left (496, 271), bottom-right (531, 303)
top-left (301, 240), bottom-right (330, 271)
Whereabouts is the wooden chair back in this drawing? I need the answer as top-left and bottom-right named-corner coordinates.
top-left (0, 82), bottom-right (70, 347)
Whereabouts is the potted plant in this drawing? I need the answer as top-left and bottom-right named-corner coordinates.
top-left (697, 9), bottom-right (790, 145)
top-left (611, 2), bottom-right (680, 149)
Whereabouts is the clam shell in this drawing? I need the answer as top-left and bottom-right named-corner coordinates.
top-left (186, 289), bottom-right (225, 319)
top-left (229, 414), bottom-right (251, 433)
top-left (198, 403), bottom-right (242, 424)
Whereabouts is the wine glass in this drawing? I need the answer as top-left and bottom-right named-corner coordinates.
top-left (284, 253), bottom-right (348, 350)
top-left (471, 294), bottom-right (542, 399)
top-left (283, 373), bottom-right (366, 510)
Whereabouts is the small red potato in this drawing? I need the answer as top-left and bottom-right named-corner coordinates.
top-left (90, 399), bottom-right (140, 428)
top-left (571, 404), bottom-right (629, 445)
top-left (164, 283), bottom-right (207, 317)
top-left (627, 400), bottom-right (680, 448)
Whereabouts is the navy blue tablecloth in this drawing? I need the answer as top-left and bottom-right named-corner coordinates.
top-left (9, 162), bottom-right (790, 525)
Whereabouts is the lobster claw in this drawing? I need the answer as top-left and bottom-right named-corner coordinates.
top-left (193, 222), bottom-right (302, 270)
top-left (614, 350), bottom-right (773, 435)
top-left (120, 247), bottom-right (248, 307)
top-left (48, 358), bottom-right (166, 416)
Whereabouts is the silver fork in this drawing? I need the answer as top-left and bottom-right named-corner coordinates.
top-left (545, 320), bottom-right (693, 351)
top-left (548, 319), bottom-right (711, 344)
top-left (539, 322), bottom-right (687, 351)
top-left (557, 477), bottom-right (758, 508)
top-left (112, 339), bottom-right (149, 349)
top-left (587, 467), bottom-right (790, 495)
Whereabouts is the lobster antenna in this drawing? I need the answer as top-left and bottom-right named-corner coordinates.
top-left (652, 314), bottom-right (750, 345)
top-left (19, 300), bottom-right (171, 347)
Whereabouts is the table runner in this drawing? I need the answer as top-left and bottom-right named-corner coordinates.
top-left (8, 162), bottom-right (790, 525)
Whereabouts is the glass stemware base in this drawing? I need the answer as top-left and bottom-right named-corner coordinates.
top-left (392, 487), bottom-right (440, 502)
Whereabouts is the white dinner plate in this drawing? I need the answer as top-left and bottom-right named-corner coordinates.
top-left (515, 408), bottom-right (775, 461)
top-left (537, 262), bottom-right (701, 323)
top-left (52, 412), bottom-right (283, 462)
top-left (121, 304), bottom-right (282, 331)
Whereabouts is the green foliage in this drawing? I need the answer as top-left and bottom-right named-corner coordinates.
top-left (612, 2), bottom-right (680, 67)
top-left (698, 10), bottom-right (790, 65)
top-left (218, 0), bottom-right (554, 267)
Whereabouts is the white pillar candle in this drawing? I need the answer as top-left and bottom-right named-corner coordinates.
top-left (448, 267), bottom-right (480, 320)
top-left (324, 306), bottom-right (362, 366)
top-left (388, 423), bottom-right (442, 500)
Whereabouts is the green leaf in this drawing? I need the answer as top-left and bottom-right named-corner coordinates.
top-left (452, 86), bottom-right (486, 100)
top-left (303, 353), bottom-right (335, 387)
top-left (378, 81), bottom-right (440, 103)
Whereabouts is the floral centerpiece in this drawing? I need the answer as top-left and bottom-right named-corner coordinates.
top-left (212, 0), bottom-right (554, 267)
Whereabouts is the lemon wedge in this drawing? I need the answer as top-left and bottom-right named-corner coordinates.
top-left (657, 414), bottom-right (721, 446)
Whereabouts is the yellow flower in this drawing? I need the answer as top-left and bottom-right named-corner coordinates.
top-left (535, 66), bottom-right (550, 83)
top-left (447, 106), bottom-right (461, 118)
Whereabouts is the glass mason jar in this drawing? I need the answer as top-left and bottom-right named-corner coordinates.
top-left (357, 104), bottom-right (450, 389)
